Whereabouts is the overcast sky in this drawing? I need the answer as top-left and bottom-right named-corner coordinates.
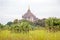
top-left (0, 0), bottom-right (60, 24)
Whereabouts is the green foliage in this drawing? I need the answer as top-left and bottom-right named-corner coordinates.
top-left (20, 19), bottom-right (35, 26)
top-left (0, 23), bottom-right (4, 30)
top-left (10, 24), bottom-right (21, 33)
top-left (1, 17), bottom-right (60, 33)
top-left (20, 22), bottom-right (32, 32)
top-left (45, 17), bottom-right (60, 31)
top-left (7, 21), bottom-right (13, 26)
top-left (34, 19), bottom-right (46, 27)
top-left (9, 19), bottom-right (33, 33)
top-left (13, 19), bottom-right (19, 24)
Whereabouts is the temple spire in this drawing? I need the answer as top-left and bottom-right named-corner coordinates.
top-left (28, 5), bottom-right (30, 10)
top-left (28, 5), bottom-right (31, 12)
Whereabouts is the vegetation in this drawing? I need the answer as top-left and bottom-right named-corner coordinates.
top-left (45, 17), bottom-right (60, 32)
top-left (0, 29), bottom-right (60, 40)
top-left (0, 17), bottom-right (60, 40)
top-left (0, 17), bottom-right (60, 32)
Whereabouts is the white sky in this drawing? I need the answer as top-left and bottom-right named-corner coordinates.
top-left (0, 0), bottom-right (60, 24)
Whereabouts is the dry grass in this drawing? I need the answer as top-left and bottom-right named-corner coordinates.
top-left (0, 29), bottom-right (60, 40)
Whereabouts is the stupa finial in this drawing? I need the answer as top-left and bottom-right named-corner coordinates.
top-left (28, 5), bottom-right (30, 10)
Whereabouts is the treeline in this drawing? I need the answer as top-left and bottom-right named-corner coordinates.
top-left (0, 19), bottom-right (35, 33)
top-left (0, 17), bottom-right (60, 32)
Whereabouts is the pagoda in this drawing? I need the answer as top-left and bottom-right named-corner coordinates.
top-left (22, 7), bottom-right (38, 22)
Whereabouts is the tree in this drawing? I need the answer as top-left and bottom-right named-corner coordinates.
top-left (10, 20), bottom-right (32, 33)
top-left (13, 19), bottom-right (19, 24)
top-left (7, 21), bottom-right (13, 26)
top-left (0, 23), bottom-right (4, 30)
top-left (20, 21), bottom-right (32, 32)
top-left (45, 17), bottom-right (60, 31)
top-left (34, 19), bottom-right (46, 27)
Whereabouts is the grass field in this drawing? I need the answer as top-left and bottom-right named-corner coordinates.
top-left (0, 29), bottom-right (60, 40)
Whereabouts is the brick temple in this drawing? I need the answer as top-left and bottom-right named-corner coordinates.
top-left (22, 7), bottom-right (38, 22)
